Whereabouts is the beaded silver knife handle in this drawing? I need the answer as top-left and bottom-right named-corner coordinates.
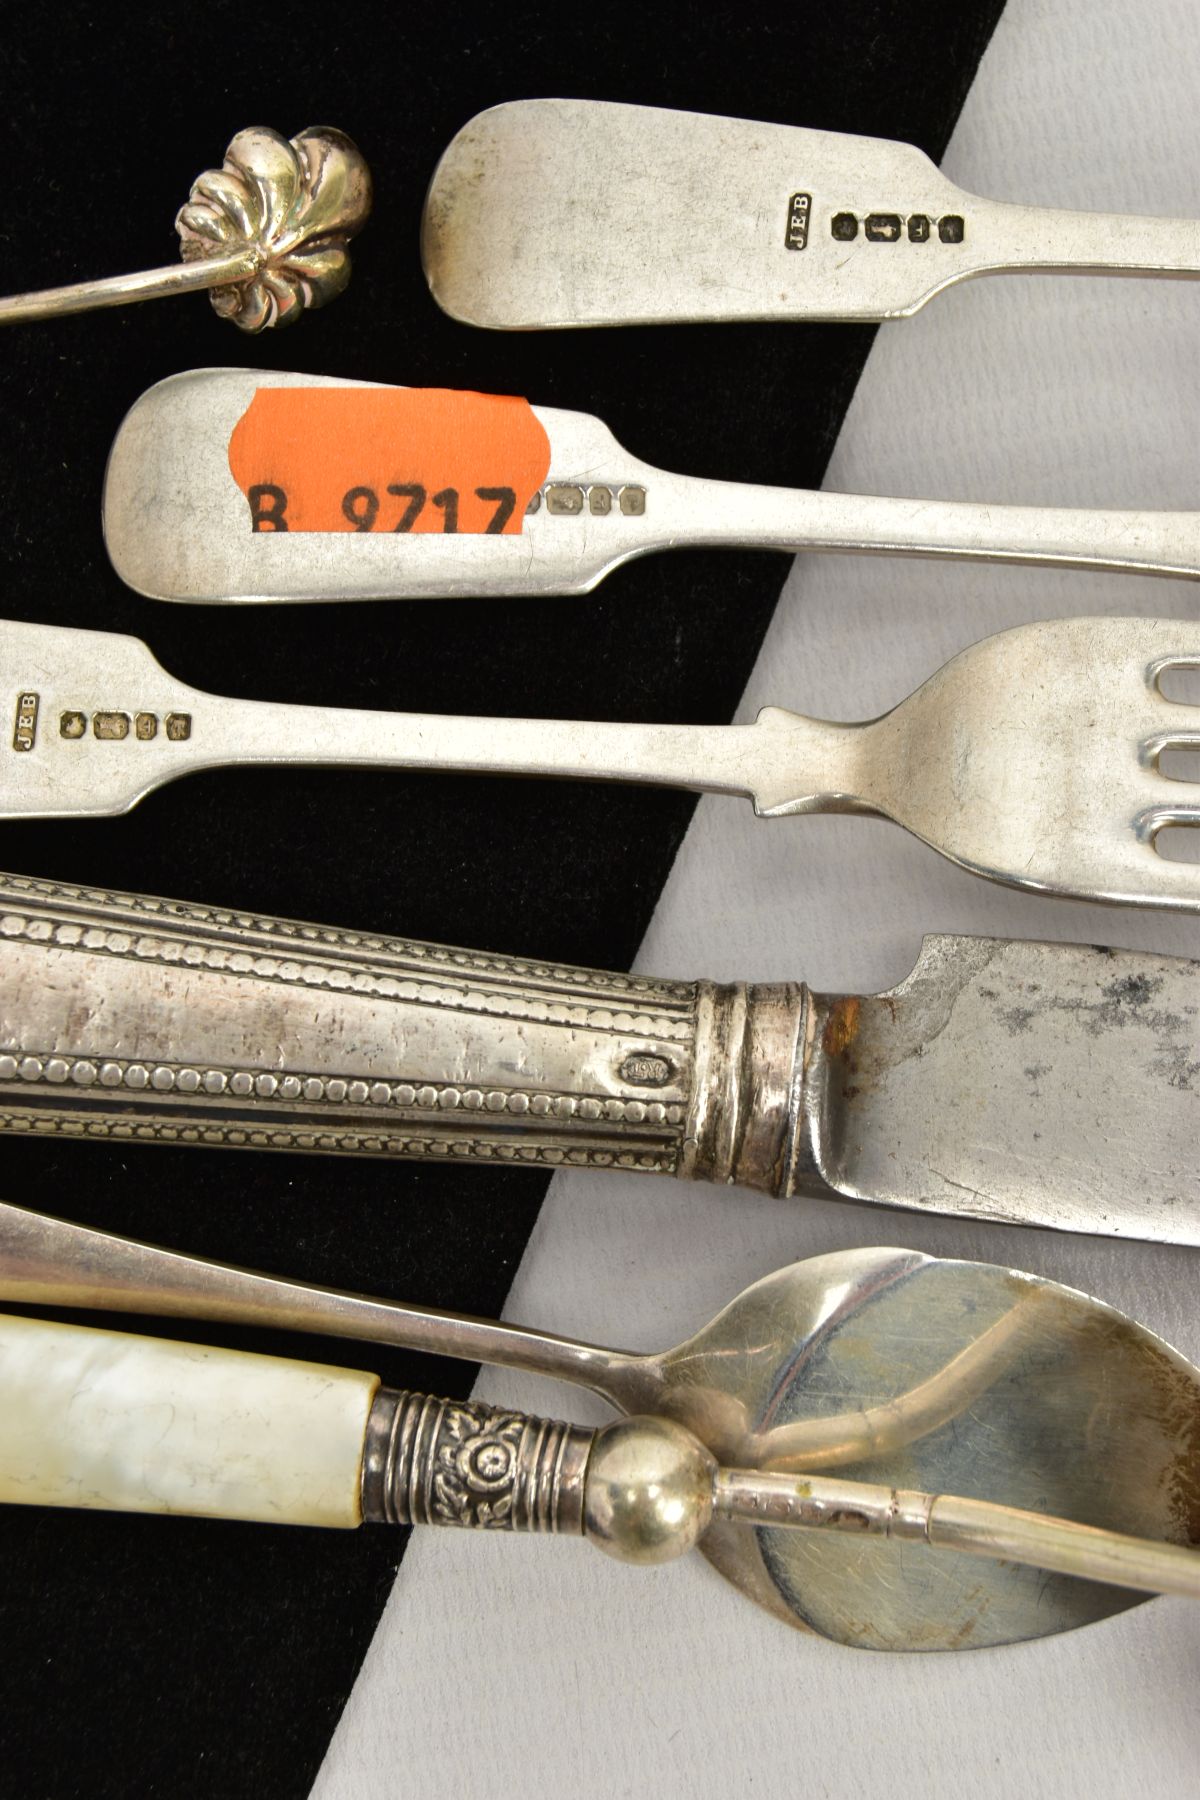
top-left (0, 869), bottom-right (1197, 1242)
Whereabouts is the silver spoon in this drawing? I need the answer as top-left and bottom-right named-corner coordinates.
top-left (4, 1200), bottom-right (1197, 1652)
top-left (106, 368), bottom-right (1200, 601)
top-left (0, 126), bottom-right (370, 331)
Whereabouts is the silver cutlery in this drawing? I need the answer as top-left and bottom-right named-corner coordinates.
top-left (7, 614), bottom-right (1200, 911)
top-left (105, 369), bottom-right (1200, 601)
top-left (0, 127), bottom-right (369, 331)
top-left (423, 99), bottom-right (1200, 328)
top-left (0, 868), bottom-right (1196, 1244)
top-left (3, 1204), bottom-right (1197, 1649)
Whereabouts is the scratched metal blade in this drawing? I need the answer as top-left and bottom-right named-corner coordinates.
top-left (807, 935), bottom-right (1200, 1243)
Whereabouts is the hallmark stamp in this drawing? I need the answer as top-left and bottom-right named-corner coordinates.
top-left (546, 484), bottom-right (584, 515)
top-left (12, 693), bottom-right (39, 753)
top-left (532, 483), bottom-right (647, 518)
top-left (784, 192), bottom-right (811, 250)
top-left (59, 708), bottom-right (192, 742)
top-left (619, 1053), bottom-right (675, 1087)
top-left (830, 209), bottom-right (966, 244)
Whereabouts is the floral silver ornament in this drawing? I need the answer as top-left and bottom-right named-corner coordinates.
top-left (176, 126), bottom-right (372, 332)
top-left (431, 1402), bottom-right (526, 1530)
top-left (0, 126), bottom-right (370, 330)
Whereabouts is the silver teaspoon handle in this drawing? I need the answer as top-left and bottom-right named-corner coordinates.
top-left (0, 872), bottom-right (811, 1197)
top-left (963, 192), bottom-right (1200, 281)
top-left (690, 480), bottom-right (1200, 581)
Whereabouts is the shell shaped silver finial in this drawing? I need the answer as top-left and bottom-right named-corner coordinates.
top-left (175, 126), bottom-right (372, 332)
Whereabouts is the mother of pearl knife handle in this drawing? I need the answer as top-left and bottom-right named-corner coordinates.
top-left (0, 1310), bottom-right (695, 1562)
top-left (0, 1310), bottom-right (378, 1528)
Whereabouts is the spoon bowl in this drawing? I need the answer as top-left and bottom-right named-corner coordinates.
top-left (641, 1246), bottom-right (1200, 1649)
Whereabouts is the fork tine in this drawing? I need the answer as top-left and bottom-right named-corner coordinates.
top-left (1121, 809), bottom-right (1200, 901)
top-left (1146, 652), bottom-right (1200, 721)
top-left (1133, 801), bottom-right (1200, 839)
top-left (1144, 723), bottom-right (1200, 745)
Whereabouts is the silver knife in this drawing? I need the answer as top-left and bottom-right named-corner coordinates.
top-left (421, 99), bottom-right (1200, 328)
top-left (106, 369), bottom-right (1200, 601)
top-left (0, 870), bottom-right (1196, 1243)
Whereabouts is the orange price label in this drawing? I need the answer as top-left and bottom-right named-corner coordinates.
top-left (227, 386), bottom-right (552, 535)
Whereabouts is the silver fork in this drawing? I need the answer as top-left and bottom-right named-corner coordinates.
top-left (5, 615), bottom-right (1200, 911)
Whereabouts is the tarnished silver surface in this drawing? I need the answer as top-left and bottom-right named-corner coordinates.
top-left (422, 100), bottom-right (1200, 327)
top-left (4, 1213), bottom-right (1198, 1647)
top-left (0, 128), bottom-right (369, 330)
top-left (6, 614), bottom-right (1200, 912)
top-left (0, 871), bottom-right (1196, 1241)
top-left (103, 369), bottom-right (1200, 600)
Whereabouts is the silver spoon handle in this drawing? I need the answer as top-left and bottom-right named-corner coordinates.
top-left (715, 1468), bottom-right (1200, 1602)
top-left (0, 872), bottom-right (811, 1199)
top-left (0, 1200), bottom-right (626, 1395)
top-left (972, 194), bottom-right (1200, 279)
top-left (686, 478), bottom-right (1200, 580)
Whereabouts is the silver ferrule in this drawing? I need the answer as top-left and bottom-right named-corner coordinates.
top-left (362, 1386), bottom-right (595, 1534)
top-left (680, 979), bottom-right (810, 1194)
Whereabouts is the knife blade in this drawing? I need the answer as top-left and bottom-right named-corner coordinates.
top-left (0, 871), bottom-right (1195, 1243)
top-left (421, 99), bottom-right (1200, 328)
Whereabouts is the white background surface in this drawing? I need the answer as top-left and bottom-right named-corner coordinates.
top-left (316, 2), bottom-right (1200, 1793)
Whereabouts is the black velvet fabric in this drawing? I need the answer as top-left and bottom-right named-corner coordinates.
top-left (0, 4), bottom-right (1005, 1793)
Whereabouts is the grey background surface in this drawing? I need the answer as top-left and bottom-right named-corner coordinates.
top-left (315, 2), bottom-right (1200, 1792)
